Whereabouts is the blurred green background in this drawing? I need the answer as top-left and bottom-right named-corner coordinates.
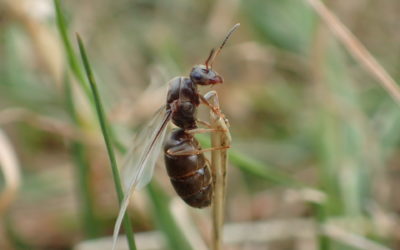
top-left (1, 0), bottom-right (400, 249)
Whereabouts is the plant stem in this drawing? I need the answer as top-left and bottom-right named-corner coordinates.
top-left (77, 35), bottom-right (137, 250)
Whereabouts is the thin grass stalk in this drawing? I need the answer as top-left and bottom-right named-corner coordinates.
top-left (306, 0), bottom-right (400, 105)
top-left (64, 74), bottom-right (99, 238)
top-left (76, 35), bottom-right (137, 250)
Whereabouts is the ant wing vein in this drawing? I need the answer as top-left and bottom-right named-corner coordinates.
top-left (112, 106), bottom-right (171, 250)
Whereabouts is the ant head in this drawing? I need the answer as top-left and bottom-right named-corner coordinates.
top-left (190, 23), bottom-right (240, 86)
top-left (190, 64), bottom-right (223, 85)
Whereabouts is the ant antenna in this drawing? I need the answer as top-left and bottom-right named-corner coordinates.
top-left (208, 23), bottom-right (240, 68)
top-left (205, 48), bottom-right (215, 70)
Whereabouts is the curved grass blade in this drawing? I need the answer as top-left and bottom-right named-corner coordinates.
top-left (76, 34), bottom-right (137, 250)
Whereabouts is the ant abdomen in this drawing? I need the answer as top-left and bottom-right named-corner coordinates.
top-left (164, 128), bottom-right (212, 208)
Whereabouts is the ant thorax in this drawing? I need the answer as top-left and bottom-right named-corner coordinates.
top-left (166, 77), bottom-right (200, 130)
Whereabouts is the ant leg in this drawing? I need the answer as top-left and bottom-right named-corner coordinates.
top-left (167, 145), bottom-right (230, 156)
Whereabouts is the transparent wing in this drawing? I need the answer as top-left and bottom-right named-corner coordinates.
top-left (121, 106), bottom-right (169, 190)
top-left (112, 106), bottom-right (171, 250)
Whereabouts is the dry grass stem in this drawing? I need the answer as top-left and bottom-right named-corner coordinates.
top-left (209, 98), bottom-right (231, 250)
top-left (306, 0), bottom-right (400, 105)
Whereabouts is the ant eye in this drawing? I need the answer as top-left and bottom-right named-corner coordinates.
top-left (201, 68), bottom-right (209, 73)
top-left (191, 71), bottom-right (202, 81)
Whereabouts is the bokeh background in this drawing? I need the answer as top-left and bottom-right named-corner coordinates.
top-left (1, 0), bottom-right (400, 249)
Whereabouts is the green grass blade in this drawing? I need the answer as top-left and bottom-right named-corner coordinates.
top-left (76, 35), bottom-right (137, 250)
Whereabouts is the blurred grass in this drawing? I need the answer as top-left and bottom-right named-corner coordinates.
top-left (54, 0), bottom-right (92, 101)
top-left (55, 0), bottom-right (100, 239)
top-left (197, 134), bottom-right (305, 187)
top-left (64, 73), bottom-right (99, 238)
top-left (1, 0), bottom-right (400, 249)
top-left (77, 34), bottom-right (137, 250)
top-left (147, 181), bottom-right (193, 250)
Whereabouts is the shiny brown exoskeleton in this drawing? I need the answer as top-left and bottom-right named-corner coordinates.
top-left (163, 69), bottom-right (223, 208)
top-left (164, 128), bottom-right (212, 207)
top-left (162, 24), bottom-right (239, 208)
